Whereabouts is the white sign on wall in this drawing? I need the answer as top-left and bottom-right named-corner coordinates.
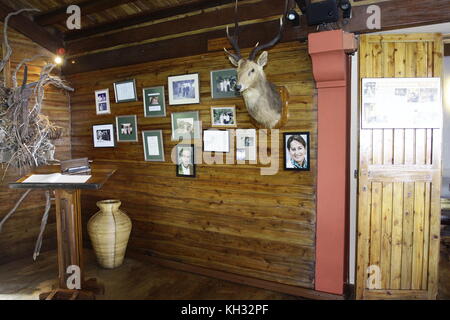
top-left (361, 77), bottom-right (442, 129)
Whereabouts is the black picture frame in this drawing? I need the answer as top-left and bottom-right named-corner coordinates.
top-left (283, 132), bottom-right (310, 171)
top-left (176, 144), bottom-right (196, 178)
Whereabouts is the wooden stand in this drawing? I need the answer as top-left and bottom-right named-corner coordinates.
top-left (9, 165), bottom-right (116, 300)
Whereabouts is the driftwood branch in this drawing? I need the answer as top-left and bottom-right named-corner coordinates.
top-left (33, 190), bottom-right (52, 260)
top-left (0, 189), bottom-right (31, 233)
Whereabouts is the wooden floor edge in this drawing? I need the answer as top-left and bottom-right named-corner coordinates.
top-left (127, 250), bottom-right (345, 300)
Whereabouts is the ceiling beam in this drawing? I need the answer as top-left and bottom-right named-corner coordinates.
top-left (66, 0), bottom-right (286, 56)
top-left (0, 3), bottom-right (64, 54)
top-left (62, 0), bottom-right (450, 75)
top-left (34, 0), bottom-right (134, 26)
top-left (64, 0), bottom-right (235, 41)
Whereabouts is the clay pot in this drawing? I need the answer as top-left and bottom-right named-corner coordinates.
top-left (88, 200), bottom-right (132, 269)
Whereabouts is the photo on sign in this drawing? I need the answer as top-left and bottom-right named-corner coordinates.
top-left (142, 130), bottom-right (165, 161)
top-left (143, 86), bottom-right (166, 117)
top-left (114, 79), bottom-right (138, 103)
top-left (283, 132), bottom-right (310, 171)
top-left (176, 144), bottom-right (195, 178)
top-left (210, 106), bottom-right (237, 127)
top-left (93, 124), bottom-right (115, 148)
top-left (361, 77), bottom-right (441, 128)
top-left (171, 111), bottom-right (201, 140)
top-left (236, 129), bottom-right (257, 161)
top-left (168, 74), bottom-right (200, 105)
top-left (95, 89), bottom-right (111, 115)
top-left (116, 115), bottom-right (138, 142)
top-left (210, 68), bottom-right (239, 99)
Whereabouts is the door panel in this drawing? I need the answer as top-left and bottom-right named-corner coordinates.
top-left (356, 34), bottom-right (443, 300)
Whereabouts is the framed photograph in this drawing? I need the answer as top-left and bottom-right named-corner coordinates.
top-left (210, 68), bottom-right (239, 99)
top-left (361, 77), bottom-right (441, 128)
top-left (143, 86), bottom-right (166, 117)
top-left (114, 79), bottom-right (138, 103)
top-left (116, 115), bottom-right (138, 142)
top-left (176, 144), bottom-right (196, 178)
top-left (284, 132), bottom-right (310, 171)
top-left (171, 111), bottom-right (201, 141)
top-left (236, 129), bottom-right (257, 161)
top-left (203, 130), bottom-right (230, 153)
top-left (142, 130), bottom-right (165, 161)
top-left (95, 89), bottom-right (111, 115)
top-left (93, 124), bottom-right (115, 148)
top-left (210, 106), bottom-right (237, 128)
top-left (168, 73), bottom-right (200, 105)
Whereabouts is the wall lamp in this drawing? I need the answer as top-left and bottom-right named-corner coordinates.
top-left (286, 9), bottom-right (300, 26)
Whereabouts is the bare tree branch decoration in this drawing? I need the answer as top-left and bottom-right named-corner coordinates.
top-left (0, 9), bottom-right (74, 179)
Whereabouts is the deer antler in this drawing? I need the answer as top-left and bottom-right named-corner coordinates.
top-left (224, 0), bottom-right (242, 61)
top-left (248, 0), bottom-right (289, 61)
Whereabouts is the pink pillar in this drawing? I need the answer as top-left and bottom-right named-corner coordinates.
top-left (308, 30), bottom-right (357, 295)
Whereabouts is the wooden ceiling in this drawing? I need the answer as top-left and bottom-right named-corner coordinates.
top-left (2, 0), bottom-right (232, 38)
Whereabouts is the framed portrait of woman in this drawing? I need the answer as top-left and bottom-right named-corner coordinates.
top-left (283, 132), bottom-right (310, 171)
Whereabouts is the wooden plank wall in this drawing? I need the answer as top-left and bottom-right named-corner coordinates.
top-left (67, 41), bottom-right (318, 288)
top-left (0, 23), bottom-right (71, 264)
top-left (356, 34), bottom-right (443, 299)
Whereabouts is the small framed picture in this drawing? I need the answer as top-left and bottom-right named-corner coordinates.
top-left (143, 86), bottom-right (166, 117)
top-left (236, 129), bottom-right (257, 161)
top-left (203, 130), bottom-right (230, 153)
top-left (284, 132), bottom-right (310, 171)
top-left (93, 124), bottom-right (115, 148)
top-left (116, 115), bottom-right (138, 142)
top-left (142, 130), bottom-right (165, 161)
top-left (176, 144), bottom-right (195, 178)
top-left (210, 106), bottom-right (237, 127)
top-left (95, 89), bottom-right (111, 115)
top-left (168, 73), bottom-right (200, 105)
top-left (114, 79), bottom-right (138, 103)
top-left (171, 111), bottom-right (201, 140)
top-left (210, 68), bottom-right (239, 99)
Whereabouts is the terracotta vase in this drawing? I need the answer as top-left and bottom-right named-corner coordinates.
top-left (88, 200), bottom-right (132, 269)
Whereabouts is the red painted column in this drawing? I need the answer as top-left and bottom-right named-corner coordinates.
top-left (308, 30), bottom-right (357, 295)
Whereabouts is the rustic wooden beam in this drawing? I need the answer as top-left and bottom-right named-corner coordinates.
top-left (34, 0), bottom-right (134, 26)
top-left (62, 0), bottom-right (450, 75)
top-left (0, 3), bottom-right (64, 53)
top-left (64, 0), bottom-right (235, 41)
top-left (66, 0), bottom-right (286, 56)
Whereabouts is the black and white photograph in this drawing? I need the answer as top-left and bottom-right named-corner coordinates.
top-left (168, 74), bottom-right (200, 105)
top-left (93, 124), bottom-right (115, 148)
top-left (171, 111), bottom-right (200, 140)
top-left (95, 89), bottom-right (111, 115)
top-left (284, 132), bottom-right (310, 171)
top-left (176, 144), bottom-right (195, 177)
top-left (210, 68), bottom-right (239, 99)
top-left (211, 106), bottom-right (237, 127)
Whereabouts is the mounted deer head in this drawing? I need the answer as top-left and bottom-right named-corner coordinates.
top-left (224, 0), bottom-right (289, 128)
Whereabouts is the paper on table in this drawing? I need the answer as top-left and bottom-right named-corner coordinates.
top-left (23, 173), bottom-right (91, 184)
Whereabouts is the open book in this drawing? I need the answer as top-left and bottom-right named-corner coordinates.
top-left (22, 173), bottom-right (91, 184)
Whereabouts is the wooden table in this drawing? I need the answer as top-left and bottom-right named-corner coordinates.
top-left (9, 165), bottom-right (116, 300)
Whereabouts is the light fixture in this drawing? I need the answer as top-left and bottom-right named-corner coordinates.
top-left (54, 56), bottom-right (63, 65)
top-left (339, 0), bottom-right (352, 19)
top-left (286, 9), bottom-right (300, 26)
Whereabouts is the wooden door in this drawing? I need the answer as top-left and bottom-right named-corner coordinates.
top-left (356, 34), bottom-right (443, 300)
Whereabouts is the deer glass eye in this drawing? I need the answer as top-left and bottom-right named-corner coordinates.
top-left (248, 69), bottom-right (255, 76)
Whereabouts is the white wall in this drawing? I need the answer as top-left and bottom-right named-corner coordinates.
top-left (442, 56), bottom-right (450, 177)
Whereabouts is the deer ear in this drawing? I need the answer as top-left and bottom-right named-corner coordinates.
top-left (257, 51), bottom-right (268, 68)
top-left (227, 54), bottom-right (239, 67)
